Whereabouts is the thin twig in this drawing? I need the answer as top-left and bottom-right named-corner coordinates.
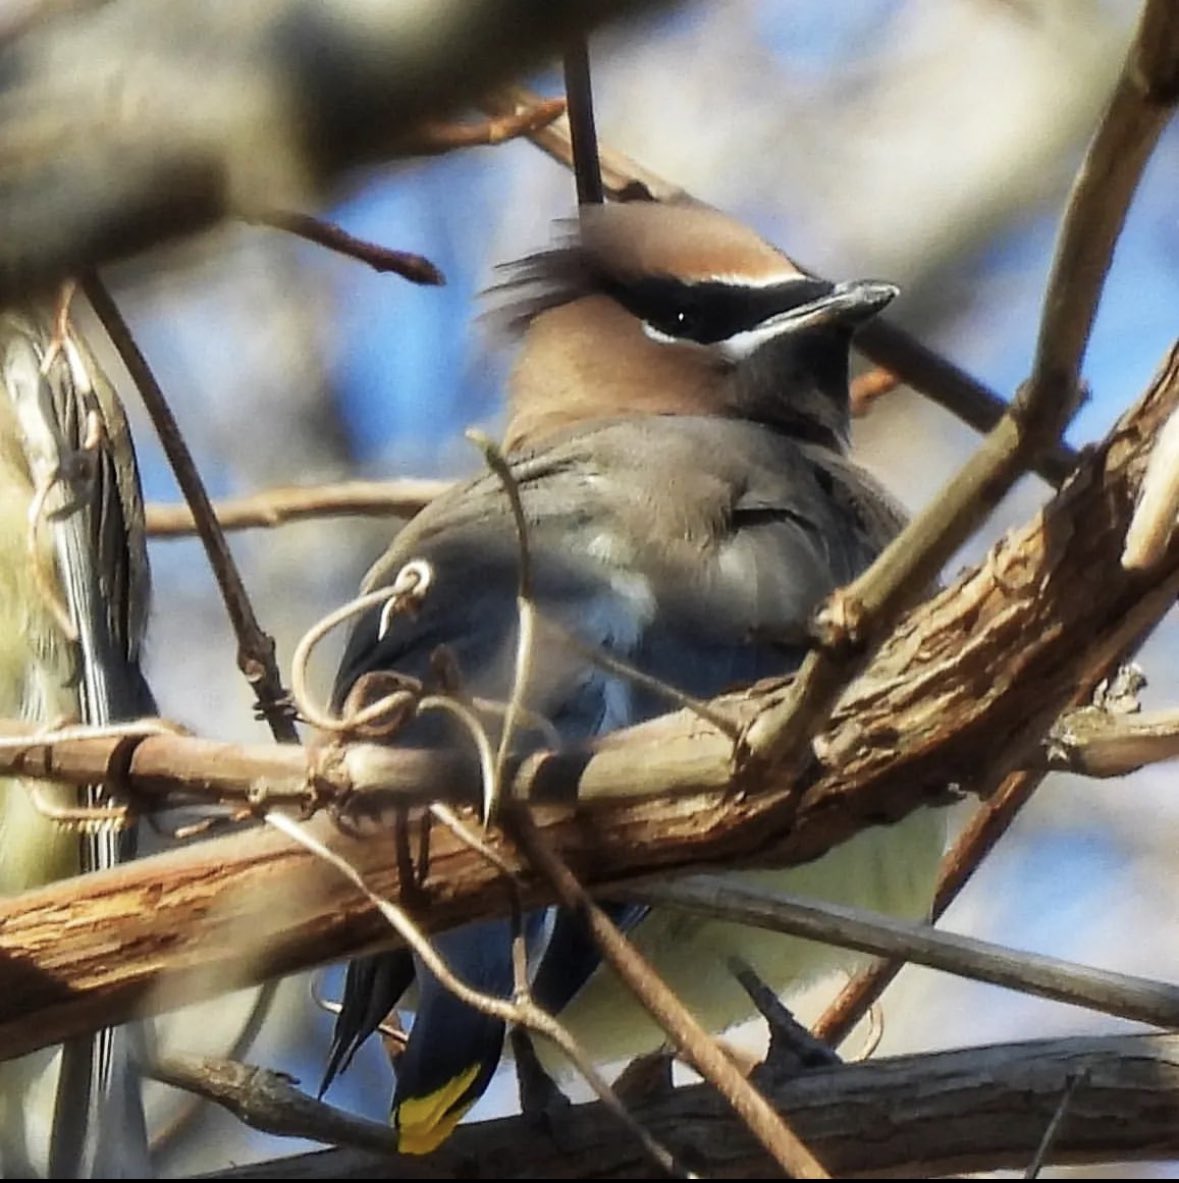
top-left (144, 479), bottom-right (449, 538)
top-left (511, 809), bottom-right (831, 1179)
top-left (247, 212), bottom-right (445, 285)
top-left (81, 275), bottom-right (300, 744)
top-left (482, 85), bottom-right (687, 202)
top-left (288, 564), bottom-right (431, 735)
top-left (465, 430), bottom-right (535, 820)
top-left (402, 98), bottom-right (568, 156)
top-left (1025, 1069), bottom-right (1087, 1180)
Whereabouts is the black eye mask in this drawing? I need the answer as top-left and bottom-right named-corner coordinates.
top-left (601, 274), bottom-right (835, 344)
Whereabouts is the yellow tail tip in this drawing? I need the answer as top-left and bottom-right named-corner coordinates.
top-left (395, 1063), bottom-right (479, 1155)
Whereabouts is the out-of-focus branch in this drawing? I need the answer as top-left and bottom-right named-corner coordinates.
top-left (246, 212), bottom-right (444, 285)
top-left (402, 98), bottom-right (568, 157)
top-left (483, 86), bottom-right (688, 202)
top-left (848, 365), bottom-right (900, 417)
top-left (480, 85), bottom-right (1080, 487)
top-left (0, 0), bottom-right (671, 298)
top-left (83, 276), bottom-right (300, 743)
top-left (0, 343), bottom-right (1177, 1061)
top-left (199, 1034), bottom-right (1179, 1180)
top-left (144, 479), bottom-right (449, 538)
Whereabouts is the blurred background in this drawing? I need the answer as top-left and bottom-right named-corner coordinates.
top-left (72, 0), bottom-right (1179, 1174)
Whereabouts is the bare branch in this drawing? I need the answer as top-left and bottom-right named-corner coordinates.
top-left (246, 212), bottom-right (445, 285)
top-left (83, 275), bottom-right (300, 744)
top-left (144, 479), bottom-right (450, 538)
top-left (149, 1054), bottom-right (401, 1155)
top-left (200, 1033), bottom-right (1179, 1180)
top-left (1043, 706), bottom-right (1179, 777)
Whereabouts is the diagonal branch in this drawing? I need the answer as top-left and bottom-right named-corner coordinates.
top-left (746, 0), bottom-right (1179, 771)
top-left (83, 275), bottom-right (300, 744)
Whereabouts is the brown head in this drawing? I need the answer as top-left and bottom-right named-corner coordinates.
top-left (492, 202), bottom-right (896, 453)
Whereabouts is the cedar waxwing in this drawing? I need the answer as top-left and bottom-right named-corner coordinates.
top-left (0, 306), bottom-right (152, 1178)
top-left (323, 203), bottom-right (945, 1153)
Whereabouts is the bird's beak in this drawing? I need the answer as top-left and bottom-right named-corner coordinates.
top-left (768, 279), bottom-right (899, 335)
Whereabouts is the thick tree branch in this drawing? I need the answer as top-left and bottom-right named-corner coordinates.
top-left (0, 344), bottom-right (1177, 1061)
top-left (204, 1033), bottom-right (1179, 1180)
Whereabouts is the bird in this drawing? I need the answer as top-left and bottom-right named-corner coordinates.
top-left (0, 304), bottom-right (153, 1178)
top-left (322, 200), bottom-right (945, 1154)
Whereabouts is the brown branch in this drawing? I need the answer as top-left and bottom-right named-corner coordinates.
top-left (82, 275), bottom-right (300, 744)
top-left (144, 479), bottom-right (450, 538)
top-left (149, 1054), bottom-right (401, 1155)
top-left (0, 343), bottom-right (1177, 1062)
top-left (200, 1033), bottom-right (1179, 1180)
top-left (479, 85), bottom-right (1080, 487)
top-left (1042, 706), bottom-right (1179, 777)
top-left (511, 812), bottom-right (830, 1179)
top-left (247, 212), bottom-right (445, 285)
top-left (401, 98), bottom-right (567, 156)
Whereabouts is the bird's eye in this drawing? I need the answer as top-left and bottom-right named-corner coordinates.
top-left (653, 295), bottom-right (703, 339)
